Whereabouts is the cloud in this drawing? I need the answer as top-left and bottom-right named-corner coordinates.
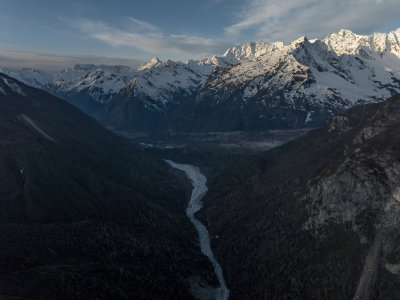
top-left (75, 18), bottom-right (231, 58)
top-left (0, 49), bottom-right (142, 72)
top-left (127, 17), bottom-right (159, 32)
top-left (225, 0), bottom-right (400, 42)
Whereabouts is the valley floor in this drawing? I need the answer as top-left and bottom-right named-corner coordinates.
top-left (116, 129), bottom-right (311, 153)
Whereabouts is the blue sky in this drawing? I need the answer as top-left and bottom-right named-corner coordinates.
top-left (1, 0), bottom-right (400, 70)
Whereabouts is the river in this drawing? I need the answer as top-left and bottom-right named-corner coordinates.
top-left (165, 160), bottom-right (229, 300)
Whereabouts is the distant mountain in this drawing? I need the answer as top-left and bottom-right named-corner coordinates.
top-left (199, 93), bottom-right (400, 299)
top-left (0, 73), bottom-right (216, 299)
top-left (45, 63), bottom-right (135, 103)
top-left (101, 58), bottom-right (217, 130)
top-left (3, 28), bottom-right (400, 131)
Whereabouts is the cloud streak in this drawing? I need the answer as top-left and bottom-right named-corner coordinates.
top-left (127, 17), bottom-right (159, 32)
top-left (75, 18), bottom-right (231, 58)
top-left (225, 0), bottom-right (400, 42)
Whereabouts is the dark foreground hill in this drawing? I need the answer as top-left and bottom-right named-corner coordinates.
top-left (200, 94), bottom-right (400, 299)
top-left (0, 73), bottom-right (216, 299)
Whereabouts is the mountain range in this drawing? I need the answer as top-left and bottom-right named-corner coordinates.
top-left (2, 28), bottom-right (400, 132)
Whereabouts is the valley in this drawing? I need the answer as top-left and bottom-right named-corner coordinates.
top-left (3, 69), bottom-right (400, 299)
top-left (140, 94), bottom-right (400, 299)
top-left (120, 129), bottom-right (310, 153)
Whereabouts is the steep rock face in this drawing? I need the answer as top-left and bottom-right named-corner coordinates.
top-left (200, 94), bottom-right (400, 299)
top-left (0, 73), bottom-right (217, 299)
top-left (305, 95), bottom-right (400, 236)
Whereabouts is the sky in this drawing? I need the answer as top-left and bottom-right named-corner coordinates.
top-left (1, 0), bottom-right (400, 71)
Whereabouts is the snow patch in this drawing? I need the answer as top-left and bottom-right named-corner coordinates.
top-left (305, 111), bottom-right (313, 125)
top-left (20, 114), bottom-right (56, 142)
top-left (2, 77), bottom-right (25, 96)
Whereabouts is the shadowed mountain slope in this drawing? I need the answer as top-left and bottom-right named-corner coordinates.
top-left (0, 73), bottom-right (216, 299)
top-left (200, 94), bottom-right (400, 299)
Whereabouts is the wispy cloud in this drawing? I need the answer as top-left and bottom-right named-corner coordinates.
top-left (0, 49), bottom-right (142, 72)
top-left (127, 17), bottom-right (159, 32)
top-left (75, 18), bottom-right (231, 58)
top-left (225, 0), bottom-right (400, 42)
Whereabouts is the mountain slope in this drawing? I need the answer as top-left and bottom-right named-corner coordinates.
top-left (0, 73), bottom-right (216, 299)
top-left (199, 94), bottom-right (400, 299)
top-left (100, 59), bottom-right (216, 130)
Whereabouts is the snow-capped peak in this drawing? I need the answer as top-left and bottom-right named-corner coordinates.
top-left (138, 57), bottom-right (163, 71)
top-left (122, 58), bottom-right (214, 108)
top-left (222, 41), bottom-right (285, 61)
top-left (324, 28), bottom-right (400, 57)
top-left (288, 36), bottom-right (309, 49)
top-left (337, 28), bottom-right (357, 37)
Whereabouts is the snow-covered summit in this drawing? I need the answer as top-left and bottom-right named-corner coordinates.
top-left (138, 57), bottom-right (163, 71)
top-left (223, 41), bottom-right (285, 61)
top-left (324, 28), bottom-right (400, 57)
top-left (45, 64), bottom-right (136, 103)
top-left (122, 58), bottom-right (214, 109)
